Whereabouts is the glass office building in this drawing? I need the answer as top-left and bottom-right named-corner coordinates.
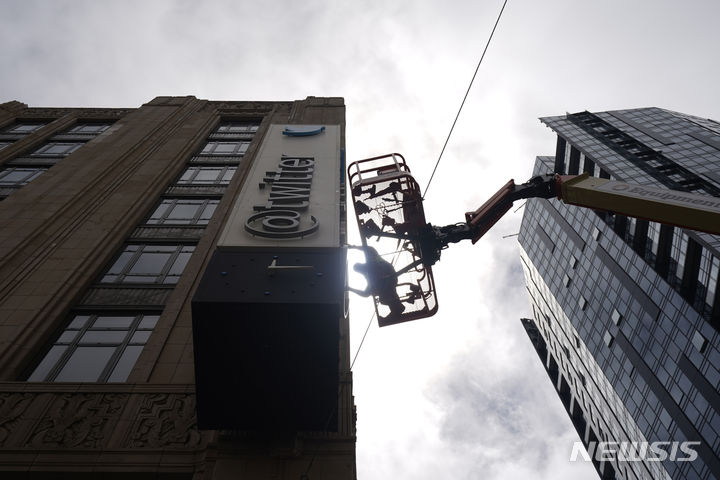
top-left (519, 108), bottom-right (720, 480)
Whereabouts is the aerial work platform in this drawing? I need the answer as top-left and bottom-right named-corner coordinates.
top-left (348, 154), bottom-right (720, 327)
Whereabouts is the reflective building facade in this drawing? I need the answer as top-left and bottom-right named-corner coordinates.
top-left (0, 97), bottom-right (355, 479)
top-left (519, 108), bottom-right (720, 480)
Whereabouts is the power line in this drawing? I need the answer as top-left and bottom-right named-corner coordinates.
top-left (351, 310), bottom-right (376, 369)
top-left (302, 314), bottom-right (373, 479)
top-left (306, 4), bottom-right (512, 463)
top-left (350, 249), bottom-right (400, 369)
top-left (302, 251), bottom-right (399, 479)
top-left (349, 0), bottom-right (510, 373)
top-left (422, 0), bottom-right (510, 200)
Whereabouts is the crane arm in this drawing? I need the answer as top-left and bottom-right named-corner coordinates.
top-left (424, 173), bottom-right (720, 267)
top-left (555, 173), bottom-right (720, 236)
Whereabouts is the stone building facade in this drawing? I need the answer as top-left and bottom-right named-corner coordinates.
top-left (0, 96), bottom-right (355, 479)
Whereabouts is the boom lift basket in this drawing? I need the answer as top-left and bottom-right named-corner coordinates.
top-left (350, 150), bottom-right (720, 329)
top-left (348, 153), bottom-right (438, 326)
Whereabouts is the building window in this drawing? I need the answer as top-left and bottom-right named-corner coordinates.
top-left (216, 123), bottom-right (259, 133)
top-left (627, 216), bottom-right (637, 240)
top-left (101, 244), bottom-right (195, 284)
top-left (67, 123), bottom-right (112, 134)
top-left (146, 198), bottom-right (219, 225)
top-left (28, 313), bottom-right (158, 382)
top-left (567, 147), bottom-right (580, 175)
top-left (647, 222), bottom-right (661, 257)
top-left (31, 142), bottom-right (83, 157)
top-left (611, 308), bottom-right (623, 325)
top-left (691, 331), bottom-right (707, 353)
top-left (670, 231), bottom-right (688, 281)
top-left (578, 296), bottom-right (587, 310)
top-left (604, 331), bottom-right (614, 347)
top-left (177, 166), bottom-right (236, 185)
top-left (704, 255), bottom-right (719, 309)
top-left (201, 141), bottom-right (249, 155)
top-left (3, 123), bottom-right (46, 134)
top-left (0, 167), bottom-right (47, 186)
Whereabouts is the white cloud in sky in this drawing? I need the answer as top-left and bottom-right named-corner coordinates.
top-left (2, 1), bottom-right (720, 479)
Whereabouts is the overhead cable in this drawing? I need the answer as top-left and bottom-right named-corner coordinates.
top-left (422, 0), bottom-right (510, 199)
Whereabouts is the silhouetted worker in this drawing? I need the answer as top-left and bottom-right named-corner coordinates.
top-left (348, 246), bottom-right (405, 316)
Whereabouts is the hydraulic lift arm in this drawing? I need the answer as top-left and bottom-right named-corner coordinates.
top-left (554, 174), bottom-right (720, 235)
top-left (418, 172), bottom-right (720, 269)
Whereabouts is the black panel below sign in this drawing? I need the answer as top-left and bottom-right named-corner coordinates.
top-left (191, 248), bottom-right (345, 431)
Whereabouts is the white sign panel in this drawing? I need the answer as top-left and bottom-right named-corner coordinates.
top-left (218, 124), bottom-right (342, 249)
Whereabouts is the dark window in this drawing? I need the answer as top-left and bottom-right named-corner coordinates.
top-left (31, 142), bottom-right (83, 157)
top-left (704, 255), bottom-right (719, 309)
top-left (0, 167), bottom-right (47, 186)
top-left (177, 166), bottom-right (236, 185)
top-left (613, 214), bottom-right (628, 237)
top-left (147, 198), bottom-right (219, 225)
top-left (27, 313), bottom-right (159, 382)
top-left (101, 244), bottom-right (195, 284)
top-left (67, 123), bottom-right (112, 134)
top-left (554, 136), bottom-right (567, 173)
top-left (3, 123), bottom-right (46, 134)
top-left (201, 141), bottom-right (249, 155)
top-left (570, 255), bottom-right (579, 269)
top-left (670, 231), bottom-right (688, 281)
top-left (568, 147), bottom-right (581, 175)
top-left (216, 123), bottom-right (259, 133)
top-left (691, 331), bottom-right (707, 353)
top-left (647, 222), bottom-right (661, 257)
top-left (654, 224), bottom-right (674, 276)
top-left (0, 142), bottom-right (11, 150)
top-left (680, 237), bottom-right (703, 301)
top-left (632, 219), bottom-right (649, 254)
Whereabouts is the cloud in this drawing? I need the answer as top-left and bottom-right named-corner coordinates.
top-left (2, 1), bottom-right (719, 479)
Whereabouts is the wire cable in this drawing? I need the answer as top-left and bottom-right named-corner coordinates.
top-left (351, 310), bottom-right (376, 369)
top-left (422, 0), bottom-right (509, 199)
top-left (350, 248), bottom-right (400, 369)
top-left (302, 250), bottom-right (400, 479)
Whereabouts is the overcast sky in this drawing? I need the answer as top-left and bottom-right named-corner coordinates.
top-left (3, 1), bottom-right (720, 479)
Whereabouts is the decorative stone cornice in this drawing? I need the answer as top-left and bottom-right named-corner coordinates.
top-left (0, 386), bottom-right (205, 451)
top-left (18, 107), bottom-right (134, 119)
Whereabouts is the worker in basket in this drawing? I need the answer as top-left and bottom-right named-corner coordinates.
top-left (348, 246), bottom-right (406, 316)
